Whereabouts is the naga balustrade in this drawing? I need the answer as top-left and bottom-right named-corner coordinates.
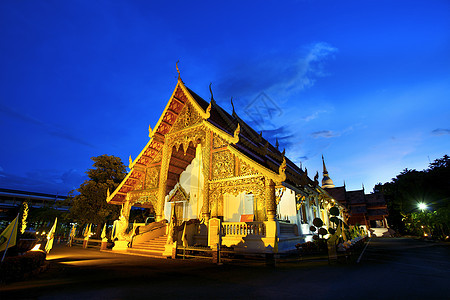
top-left (222, 222), bottom-right (266, 237)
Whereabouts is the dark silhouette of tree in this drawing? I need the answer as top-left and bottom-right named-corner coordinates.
top-left (68, 155), bottom-right (126, 235)
top-left (378, 155), bottom-right (450, 237)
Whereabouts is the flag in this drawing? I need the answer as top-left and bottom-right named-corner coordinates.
top-left (182, 223), bottom-right (188, 247)
top-left (45, 217), bottom-right (57, 253)
top-left (0, 215), bottom-right (19, 252)
top-left (112, 221), bottom-right (117, 240)
top-left (101, 223), bottom-right (107, 240)
top-left (84, 224), bottom-right (92, 239)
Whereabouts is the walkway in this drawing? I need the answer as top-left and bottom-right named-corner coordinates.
top-left (1, 238), bottom-right (449, 299)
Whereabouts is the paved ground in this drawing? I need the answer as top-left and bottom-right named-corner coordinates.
top-left (1, 237), bottom-right (449, 299)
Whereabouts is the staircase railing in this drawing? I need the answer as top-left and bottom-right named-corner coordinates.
top-left (131, 220), bottom-right (168, 246)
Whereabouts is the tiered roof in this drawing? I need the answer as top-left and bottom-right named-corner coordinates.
top-left (107, 77), bottom-right (317, 205)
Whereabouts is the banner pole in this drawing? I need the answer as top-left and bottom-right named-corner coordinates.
top-left (1, 213), bottom-right (20, 263)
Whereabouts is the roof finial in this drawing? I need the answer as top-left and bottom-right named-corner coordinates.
top-left (148, 124), bottom-right (153, 138)
top-left (275, 138), bottom-right (279, 150)
top-left (209, 82), bottom-right (215, 103)
top-left (176, 60), bottom-right (181, 79)
top-left (322, 154), bottom-right (329, 174)
top-left (231, 97), bottom-right (236, 117)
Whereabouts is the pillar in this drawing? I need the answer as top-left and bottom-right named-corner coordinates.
top-left (201, 130), bottom-right (212, 222)
top-left (157, 141), bottom-right (171, 221)
top-left (265, 178), bottom-right (276, 221)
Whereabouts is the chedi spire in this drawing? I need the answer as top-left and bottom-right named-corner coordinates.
top-left (321, 155), bottom-right (335, 188)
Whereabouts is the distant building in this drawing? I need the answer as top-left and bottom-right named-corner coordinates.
top-left (0, 188), bottom-right (69, 219)
top-left (321, 157), bottom-right (389, 236)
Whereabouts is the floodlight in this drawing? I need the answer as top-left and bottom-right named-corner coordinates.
top-left (418, 203), bottom-right (428, 211)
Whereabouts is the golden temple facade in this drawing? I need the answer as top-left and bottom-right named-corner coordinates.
top-left (107, 73), bottom-right (345, 254)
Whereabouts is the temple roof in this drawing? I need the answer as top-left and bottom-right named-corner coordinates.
top-left (107, 78), bottom-right (317, 205)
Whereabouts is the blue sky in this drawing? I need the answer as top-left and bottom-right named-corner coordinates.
top-left (1, 0), bottom-right (449, 195)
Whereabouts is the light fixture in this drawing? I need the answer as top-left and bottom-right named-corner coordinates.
top-left (418, 203), bottom-right (428, 211)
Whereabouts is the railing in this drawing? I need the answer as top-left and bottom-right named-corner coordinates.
top-left (222, 222), bottom-right (265, 237)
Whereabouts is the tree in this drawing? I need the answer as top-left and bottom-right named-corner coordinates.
top-left (378, 155), bottom-right (450, 237)
top-left (68, 155), bottom-right (126, 234)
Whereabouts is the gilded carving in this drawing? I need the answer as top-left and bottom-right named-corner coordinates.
top-left (168, 98), bottom-right (183, 114)
top-left (171, 102), bottom-right (202, 133)
top-left (145, 167), bottom-right (160, 189)
top-left (239, 159), bottom-right (258, 176)
top-left (209, 176), bottom-right (264, 199)
top-left (130, 171), bottom-right (144, 190)
top-left (129, 188), bottom-right (158, 208)
top-left (150, 140), bottom-right (163, 152)
top-left (174, 87), bottom-right (188, 104)
top-left (151, 150), bottom-right (163, 163)
top-left (167, 124), bottom-right (206, 156)
top-left (200, 129), bottom-right (211, 220)
top-left (209, 176), bottom-right (265, 220)
top-left (212, 150), bottom-right (234, 179)
top-left (168, 183), bottom-right (189, 203)
top-left (213, 133), bottom-right (227, 149)
top-left (162, 110), bottom-right (177, 125)
top-left (157, 122), bottom-right (171, 135)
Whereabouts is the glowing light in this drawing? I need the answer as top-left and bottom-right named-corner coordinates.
top-left (418, 203), bottom-right (428, 211)
top-left (31, 244), bottom-right (41, 251)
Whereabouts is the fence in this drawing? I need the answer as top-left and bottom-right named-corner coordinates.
top-left (222, 222), bottom-right (265, 237)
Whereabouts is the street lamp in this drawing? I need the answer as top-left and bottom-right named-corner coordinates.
top-left (418, 202), bottom-right (428, 211)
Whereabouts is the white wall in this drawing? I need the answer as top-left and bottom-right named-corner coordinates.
top-left (164, 144), bottom-right (204, 222)
top-left (223, 193), bottom-right (254, 222)
top-left (278, 188), bottom-right (298, 226)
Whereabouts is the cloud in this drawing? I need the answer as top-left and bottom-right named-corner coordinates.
top-left (260, 126), bottom-right (295, 149)
top-left (0, 103), bottom-right (94, 148)
top-left (431, 128), bottom-right (450, 136)
top-left (301, 110), bottom-right (327, 122)
top-left (0, 103), bottom-right (44, 127)
top-left (311, 130), bottom-right (340, 138)
top-left (217, 42), bottom-right (338, 101)
top-left (0, 168), bottom-right (86, 195)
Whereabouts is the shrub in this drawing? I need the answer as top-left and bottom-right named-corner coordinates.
top-left (0, 251), bottom-right (46, 283)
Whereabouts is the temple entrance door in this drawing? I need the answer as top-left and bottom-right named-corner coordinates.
top-left (174, 202), bottom-right (184, 226)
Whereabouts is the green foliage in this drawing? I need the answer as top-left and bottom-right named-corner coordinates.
top-left (313, 217), bottom-right (323, 228)
top-left (377, 155), bottom-right (450, 235)
top-left (329, 206), bottom-right (340, 216)
top-left (403, 208), bottom-right (450, 239)
top-left (68, 155), bottom-right (126, 225)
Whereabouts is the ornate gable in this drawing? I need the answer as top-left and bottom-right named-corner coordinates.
top-left (171, 100), bottom-right (202, 133)
top-left (168, 183), bottom-right (189, 203)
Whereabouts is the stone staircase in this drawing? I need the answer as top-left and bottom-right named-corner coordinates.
top-left (127, 234), bottom-right (168, 258)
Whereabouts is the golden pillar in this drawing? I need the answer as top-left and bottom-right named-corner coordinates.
top-left (265, 178), bottom-right (276, 221)
top-left (157, 141), bottom-right (171, 221)
top-left (201, 130), bottom-right (211, 222)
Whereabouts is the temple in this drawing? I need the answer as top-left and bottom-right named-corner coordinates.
top-left (106, 72), bottom-right (346, 256)
top-left (321, 157), bottom-right (390, 237)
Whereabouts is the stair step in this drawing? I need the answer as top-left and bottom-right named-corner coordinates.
top-left (130, 234), bottom-right (168, 255)
top-left (127, 248), bottom-right (166, 258)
